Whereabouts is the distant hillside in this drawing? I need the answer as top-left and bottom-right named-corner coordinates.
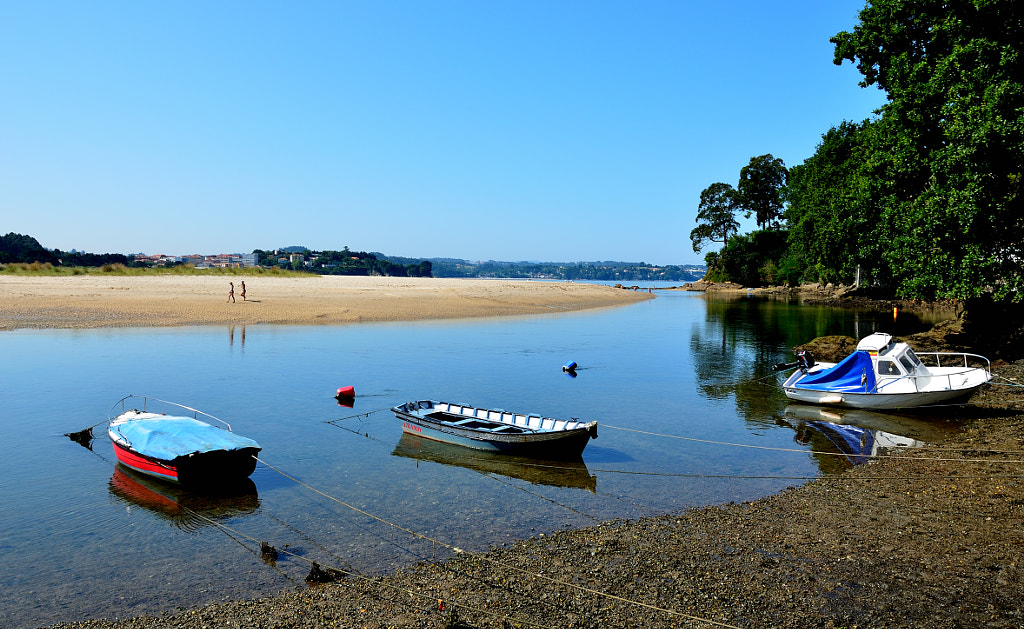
top-left (0, 232), bottom-right (128, 267)
top-left (381, 256), bottom-right (705, 282)
top-left (2, 233), bottom-right (704, 282)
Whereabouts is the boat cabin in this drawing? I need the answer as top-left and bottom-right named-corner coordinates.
top-left (857, 333), bottom-right (924, 378)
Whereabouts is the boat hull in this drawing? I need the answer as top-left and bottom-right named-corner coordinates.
top-left (108, 405), bottom-right (261, 487)
top-left (111, 440), bottom-right (260, 486)
top-left (391, 401), bottom-right (596, 459)
top-left (783, 382), bottom-right (985, 410)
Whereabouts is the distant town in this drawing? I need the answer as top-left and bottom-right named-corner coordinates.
top-left (1, 233), bottom-right (705, 282)
top-left (131, 252), bottom-right (260, 268)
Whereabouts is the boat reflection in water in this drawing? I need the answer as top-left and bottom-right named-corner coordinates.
top-left (780, 404), bottom-right (956, 471)
top-left (109, 465), bottom-right (260, 531)
top-left (391, 433), bottom-right (597, 493)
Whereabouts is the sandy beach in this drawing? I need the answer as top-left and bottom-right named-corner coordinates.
top-left (0, 275), bottom-right (652, 330)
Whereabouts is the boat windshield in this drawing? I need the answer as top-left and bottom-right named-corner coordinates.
top-left (898, 349), bottom-right (922, 373)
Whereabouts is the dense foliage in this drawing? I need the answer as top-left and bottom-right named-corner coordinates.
top-left (719, 231), bottom-right (790, 288)
top-left (0, 233), bottom-right (52, 264)
top-left (785, 120), bottom-right (879, 286)
top-left (697, 0), bottom-right (1023, 302)
top-left (827, 0), bottom-right (1023, 301)
top-left (1, 232), bottom-right (127, 267)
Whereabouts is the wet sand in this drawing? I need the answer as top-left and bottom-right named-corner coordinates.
top-left (0, 275), bottom-right (652, 330)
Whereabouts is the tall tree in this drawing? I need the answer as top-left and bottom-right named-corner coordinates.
top-left (785, 120), bottom-right (882, 285)
top-left (832, 0), bottom-right (1024, 302)
top-left (690, 182), bottom-right (741, 253)
top-left (737, 154), bottom-right (787, 229)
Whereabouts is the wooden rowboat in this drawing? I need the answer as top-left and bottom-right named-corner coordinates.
top-left (391, 400), bottom-right (597, 459)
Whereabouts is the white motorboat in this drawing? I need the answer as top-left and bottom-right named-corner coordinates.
top-left (779, 333), bottom-right (991, 410)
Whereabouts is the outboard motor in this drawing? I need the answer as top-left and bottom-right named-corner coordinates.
top-left (795, 349), bottom-right (815, 370)
top-left (772, 348), bottom-right (817, 372)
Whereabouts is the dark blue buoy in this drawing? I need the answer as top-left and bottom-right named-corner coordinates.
top-left (562, 361), bottom-right (577, 373)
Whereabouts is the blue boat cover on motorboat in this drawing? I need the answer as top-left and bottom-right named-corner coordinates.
top-left (113, 416), bottom-right (261, 460)
top-left (794, 351), bottom-right (876, 392)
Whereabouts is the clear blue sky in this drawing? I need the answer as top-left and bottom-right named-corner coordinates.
top-left (1, 1), bottom-right (884, 265)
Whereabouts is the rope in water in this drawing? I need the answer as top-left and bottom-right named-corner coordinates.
top-left (601, 423), bottom-right (1024, 463)
top-left (320, 405), bottom-right (1024, 476)
top-left (319, 416), bottom-right (1024, 482)
top-left (256, 456), bottom-right (742, 629)
top-left (326, 399), bottom-right (1024, 460)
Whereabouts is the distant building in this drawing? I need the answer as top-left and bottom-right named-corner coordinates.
top-left (130, 252), bottom-right (259, 268)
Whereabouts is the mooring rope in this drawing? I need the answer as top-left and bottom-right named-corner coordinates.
top-left (324, 407), bottom-right (393, 424)
top-left (256, 456), bottom-right (742, 629)
top-left (601, 422), bottom-right (1024, 463)
top-left (989, 374), bottom-right (1024, 388)
top-left (322, 401), bottom-right (1024, 469)
top-left (585, 468), bottom-right (1024, 481)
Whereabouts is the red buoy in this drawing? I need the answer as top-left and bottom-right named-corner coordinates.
top-left (335, 386), bottom-right (355, 398)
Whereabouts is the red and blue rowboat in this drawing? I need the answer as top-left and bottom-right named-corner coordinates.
top-left (108, 396), bottom-right (261, 487)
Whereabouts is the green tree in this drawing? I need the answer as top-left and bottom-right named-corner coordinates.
top-left (690, 182), bottom-right (741, 253)
top-left (737, 154), bottom-right (787, 230)
top-left (833, 0), bottom-right (1024, 302)
top-left (0, 233), bottom-right (56, 264)
top-left (785, 120), bottom-right (882, 285)
top-left (719, 230), bottom-right (789, 287)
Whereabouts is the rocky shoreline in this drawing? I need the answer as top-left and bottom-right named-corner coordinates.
top-left (47, 358), bottom-right (1024, 627)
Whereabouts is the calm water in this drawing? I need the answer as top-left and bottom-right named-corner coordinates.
top-left (0, 290), bottom-right (957, 628)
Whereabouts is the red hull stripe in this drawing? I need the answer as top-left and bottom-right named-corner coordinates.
top-left (111, 442), bottom-right (179, 483)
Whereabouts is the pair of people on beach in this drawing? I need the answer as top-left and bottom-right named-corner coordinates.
top-left (228, 281), bottom-right (246, 303)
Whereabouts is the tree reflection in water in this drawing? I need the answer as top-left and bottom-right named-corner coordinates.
top-left (689, 292), bottom-right (950, 431)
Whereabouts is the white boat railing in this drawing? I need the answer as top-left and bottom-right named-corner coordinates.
top-left (874, 352), bottom-right (991, 394)
top-left (915, 351), bottom-right (992, 372)
top-left (108, 394), bottom-right (233, 431)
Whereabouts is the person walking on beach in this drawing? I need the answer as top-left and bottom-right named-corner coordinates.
top-left (240, 281), bottom-right (246, 301)
top-left (227, 282), bottom-right (235, 303)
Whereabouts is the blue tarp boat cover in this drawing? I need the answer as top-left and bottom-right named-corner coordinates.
top-left (794, 351), bottom-right (876, 392)
top-left (114, 416), bottom-right (261, 460)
